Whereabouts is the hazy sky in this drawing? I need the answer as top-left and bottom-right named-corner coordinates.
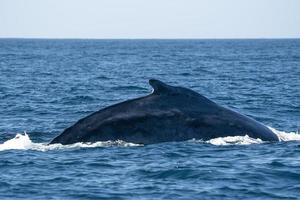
top-left (0, 0), bottom-right (299, 38)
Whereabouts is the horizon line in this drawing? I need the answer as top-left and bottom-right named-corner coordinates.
top-left (0, 37), bottom-right (300, 40)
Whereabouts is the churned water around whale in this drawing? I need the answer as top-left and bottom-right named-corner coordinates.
top-left (0, 39), bottom-right (299, 199)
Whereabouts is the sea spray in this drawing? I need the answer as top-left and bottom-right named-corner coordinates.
top-left (0, 127), bottom-right (299, 151)
top-left (0, 132), bottom-right (142, 152)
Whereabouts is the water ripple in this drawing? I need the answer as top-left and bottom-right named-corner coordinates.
top-left (0, 39), bottom-right (299, 199)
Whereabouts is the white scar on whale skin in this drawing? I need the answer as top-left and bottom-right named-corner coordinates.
top-left (0, 127), bottom-right (299, 151)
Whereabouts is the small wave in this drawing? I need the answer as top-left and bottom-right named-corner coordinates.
top-left (0, 133), bottom-right (141, 152)
top-left (0, 132), bottom-right (32, 151)
top-left (194, 127), bottom-right (300, 146)
top-left (269, 127), bottom-right (300, 142)
top-left (206, 135), bottom-right (263, 146)
top-left (111, 86), bottom-right (148, 91)
top-left (1, 127), bottom-right (299, 151)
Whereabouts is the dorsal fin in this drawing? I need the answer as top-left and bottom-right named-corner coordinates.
top-left (149, 79), bottom-right (174, 95)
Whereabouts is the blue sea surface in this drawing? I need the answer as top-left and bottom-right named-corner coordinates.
top-left (0, 39), bottom-right (299, 199)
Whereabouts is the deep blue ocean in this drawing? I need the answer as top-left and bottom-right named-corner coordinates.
top-left (0, 39), bottom-right (299, 199)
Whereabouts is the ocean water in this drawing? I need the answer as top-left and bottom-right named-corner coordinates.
top-left (0, 39), bottom-right (299, 199)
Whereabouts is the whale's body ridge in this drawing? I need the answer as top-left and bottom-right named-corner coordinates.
top-left (50, 79), bottom-right (278, 145)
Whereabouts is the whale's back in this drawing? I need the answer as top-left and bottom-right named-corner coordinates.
top-left (50, 80), bottom-right (278, 145)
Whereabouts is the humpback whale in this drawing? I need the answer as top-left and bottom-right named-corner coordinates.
top-left (50, 79), bottom-right (279, 145)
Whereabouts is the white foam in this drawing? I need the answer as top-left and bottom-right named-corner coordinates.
top-left (269, 126), bottom-right (300, 141)
top-left (0, 132), bottom-right (32, 151)
top-left (0, 132), bottom-right (142, 152)
top-left (206, 135), bottom-right (263, 146)
top-left (194, 127), bottom-right (300, 146)
top-left (0, 127), bottom-right (299, 151)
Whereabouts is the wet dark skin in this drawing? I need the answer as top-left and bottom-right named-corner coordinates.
top-left (50, 79), bottom-right (279, 145)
